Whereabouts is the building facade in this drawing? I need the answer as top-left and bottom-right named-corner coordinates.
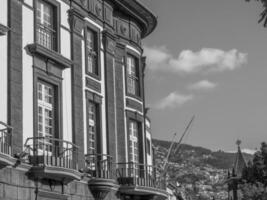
top-left (0, 0), bottom-right (167, 199)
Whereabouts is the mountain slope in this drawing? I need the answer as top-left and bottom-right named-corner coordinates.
top-left (152, 139), bottom-right (253, 200)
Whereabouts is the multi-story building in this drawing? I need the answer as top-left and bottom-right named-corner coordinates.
top-left (0, 0), bottom-right (167, 199)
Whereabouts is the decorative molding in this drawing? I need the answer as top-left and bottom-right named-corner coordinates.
top-left (126, 98), bottom-right (143, 113)
top-left (68, 8), bottom-right (85, 36)
top-left (88, 179), bottom-right (119, 200)
top-left (112, 0), bottom-right (157, 38)
top-left (125, 110), bottom-right (143, 122)
top-left (120, 24), bottom-right (127, 36)
top-left (86, 90), bottom-right (102, 104)
top-left (29, 166), bottom-right (81, 184)
top-left (80, 0), bottom-right (87, 7)
top-left (95, 3), bottom-right (102, 17)
top-left (86, 77), bottom-right (102, 93)
top-left (26, 43), bottom-right (72, 69)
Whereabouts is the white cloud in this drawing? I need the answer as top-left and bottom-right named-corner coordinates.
top-left (144, 46), bottom-right (170, 70)
top-left (144, 46), bottom-right (248, 74)
top-left (155, 92), bottom-right (194, 109)
top-left (188, 80), bottom-right (217, 90)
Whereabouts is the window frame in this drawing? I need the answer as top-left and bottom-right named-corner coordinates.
top-left (34, 0), bottom-right (61, 52)
top-left (128, 120), bottom-right (139, 163)
top-left (126, 111), bottom-right (144, 164)
top-left (33, 68), bottom-right (63, 140)
top-left (86, 91), bottom-right (102, 155)
top-left (84, 24), bottom-right (101, 80)
top-left (146, 138), bottom-right (151, 156)
top-left (37, 80), bottom-right (55, 139)
top-left (125, 51), bottom-right (143, 100)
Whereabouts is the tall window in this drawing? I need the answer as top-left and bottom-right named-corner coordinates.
top-left (88, 101), bottom-right (98, 154)
top-left (36, 0), bottom-right (57, 50)
top-left (146, 138), bottom-right (151, 155)
top-left (86, 29), bottom-right (98, 75)
top-left (129, 120), bottom-right (139, 163)
top-left (127, 55), bottom-right (139, 96)
top-left (37, 81), bottom-right (55, 140)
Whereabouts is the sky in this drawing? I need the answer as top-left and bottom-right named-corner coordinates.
top-left (140, 0), bottom-right (267, 151)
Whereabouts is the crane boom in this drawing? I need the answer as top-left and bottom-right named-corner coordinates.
top-left (173, 115), bottom-right (195, 154)
top-left (162, 132), bottom-right (177, 171)
top-left (161, 115), bottom-right (195, 176)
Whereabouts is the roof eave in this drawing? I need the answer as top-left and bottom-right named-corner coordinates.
top-left (113, 0), bottom-right (158, 38)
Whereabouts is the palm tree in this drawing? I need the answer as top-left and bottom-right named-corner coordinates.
top-left (245, 0), bottom-right (267, 26)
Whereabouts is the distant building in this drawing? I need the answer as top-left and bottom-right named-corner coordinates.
top-left (0, 0), bottom-right (168, 199)
top-left (226, 140), bottom-right (247, 200)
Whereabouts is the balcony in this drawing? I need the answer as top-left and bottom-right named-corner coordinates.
top-left (0, 122), bottom-right (16, 167)
top-left (85, 154), bottom-right (119, 200)
top-left (36, 23), bottom-right (57, 51)
top-left (116, 162), bottom-right (168, 199)
top-left (26, 23), bottom-right (72, 69)
top-left (24, 137), bottom-right (81, 182)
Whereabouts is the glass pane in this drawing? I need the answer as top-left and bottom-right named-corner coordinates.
top-left (36, 0), bottom-right (55, 50)
top-left (88, 102), bottom-right (97, 153)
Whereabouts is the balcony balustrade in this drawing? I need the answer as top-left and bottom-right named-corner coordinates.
top-left (0, 121), bottom-right (15, 166)
top-left (116, 162), bottom-right (166, 190)
top-left (24, 137), bottom-right (81, 182)
top-left (116, 162), bottom-right (168, 198)
top-left (36, 23), bottom-right (56, 51)
top-left (85, 154), bottom-right (118, 200)
top-left (85, 154), bottom-right (113, 179)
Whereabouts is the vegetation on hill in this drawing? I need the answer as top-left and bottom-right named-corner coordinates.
top-left (152, 138), bottom-right (254, 200)
top-left (152, 139), bottom-right (253, 169)
top-left (239, 142), bottom-right (267, 200)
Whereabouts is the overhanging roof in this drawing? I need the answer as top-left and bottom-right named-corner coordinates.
top-left (113, 0), bottom-right (158, 38)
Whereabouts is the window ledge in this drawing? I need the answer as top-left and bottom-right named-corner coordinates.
top-left (0, 24), bottom-right (9, 36)
top-left (26, 43), bottom-right (72, 69)
top-left (126, 93), bottom-right (143, 102)
top-left (86, 72), bottom-right (101, 81)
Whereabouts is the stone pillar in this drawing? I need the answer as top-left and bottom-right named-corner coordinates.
top-left (8, 0), bottom-right (23, 155)
top-left (69, 8), bottom-right (85, 169)
top-left (102, 30), bottom-right (119, 163)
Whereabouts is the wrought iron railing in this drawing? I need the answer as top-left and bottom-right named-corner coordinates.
top-left (0, 121), bottom-right (12, 156)
top-left (36, 23), bottom-right (57, 51)
top-left (116, 162), bottom-right (166, 191)
top-left (85, 154), bottom-right (113, 179)
top-left (24, 137), bottom-right (78, 170)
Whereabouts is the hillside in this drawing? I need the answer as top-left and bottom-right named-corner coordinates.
top-left (152, 139), bottom-right (253, 200)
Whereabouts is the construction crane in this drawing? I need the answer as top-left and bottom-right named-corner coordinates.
top-left (161, 115), bottom-right (195, 176)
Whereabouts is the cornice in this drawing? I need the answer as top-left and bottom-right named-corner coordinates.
top-left (112, 0), bottom-right (157, 38)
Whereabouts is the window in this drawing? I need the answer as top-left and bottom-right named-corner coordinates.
top-left (86, 28), bottom-right (99, 76)
top-left (37, 81), bottom-right (54, 139)
top-left (127, 55), bottom-right (139, 96)
top-left (129, 120), bottom-right (139, 163)
top-left (87, 101), bottom-right (98, 154)
top-left (36, 0), bottom-right (57, 50)
top-left (37, 81), bottom-right (56, 152)
top-left (146, 138), bottom-right (151, 155)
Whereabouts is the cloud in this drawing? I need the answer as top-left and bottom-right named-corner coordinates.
top-left (188, 80), bottom-right (217, 90)
top-left (144, 46), bottom-right (170, 70)
top-left (155, 92), bottom-right (194, 109)
top-left (144, 46), bottom-right (247, 74)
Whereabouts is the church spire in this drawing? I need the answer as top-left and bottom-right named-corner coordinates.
top-left (233, 139), bottom-right (247, 177)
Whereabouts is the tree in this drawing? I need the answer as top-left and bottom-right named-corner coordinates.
top-left (239, 142), bottom-right (267, 200)
top-left (245, 0), bottom-right (267, 26)
top-left (239, 182), bottom-right (267, 200)
top-left (242, 142), bottom-right (267, 184)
